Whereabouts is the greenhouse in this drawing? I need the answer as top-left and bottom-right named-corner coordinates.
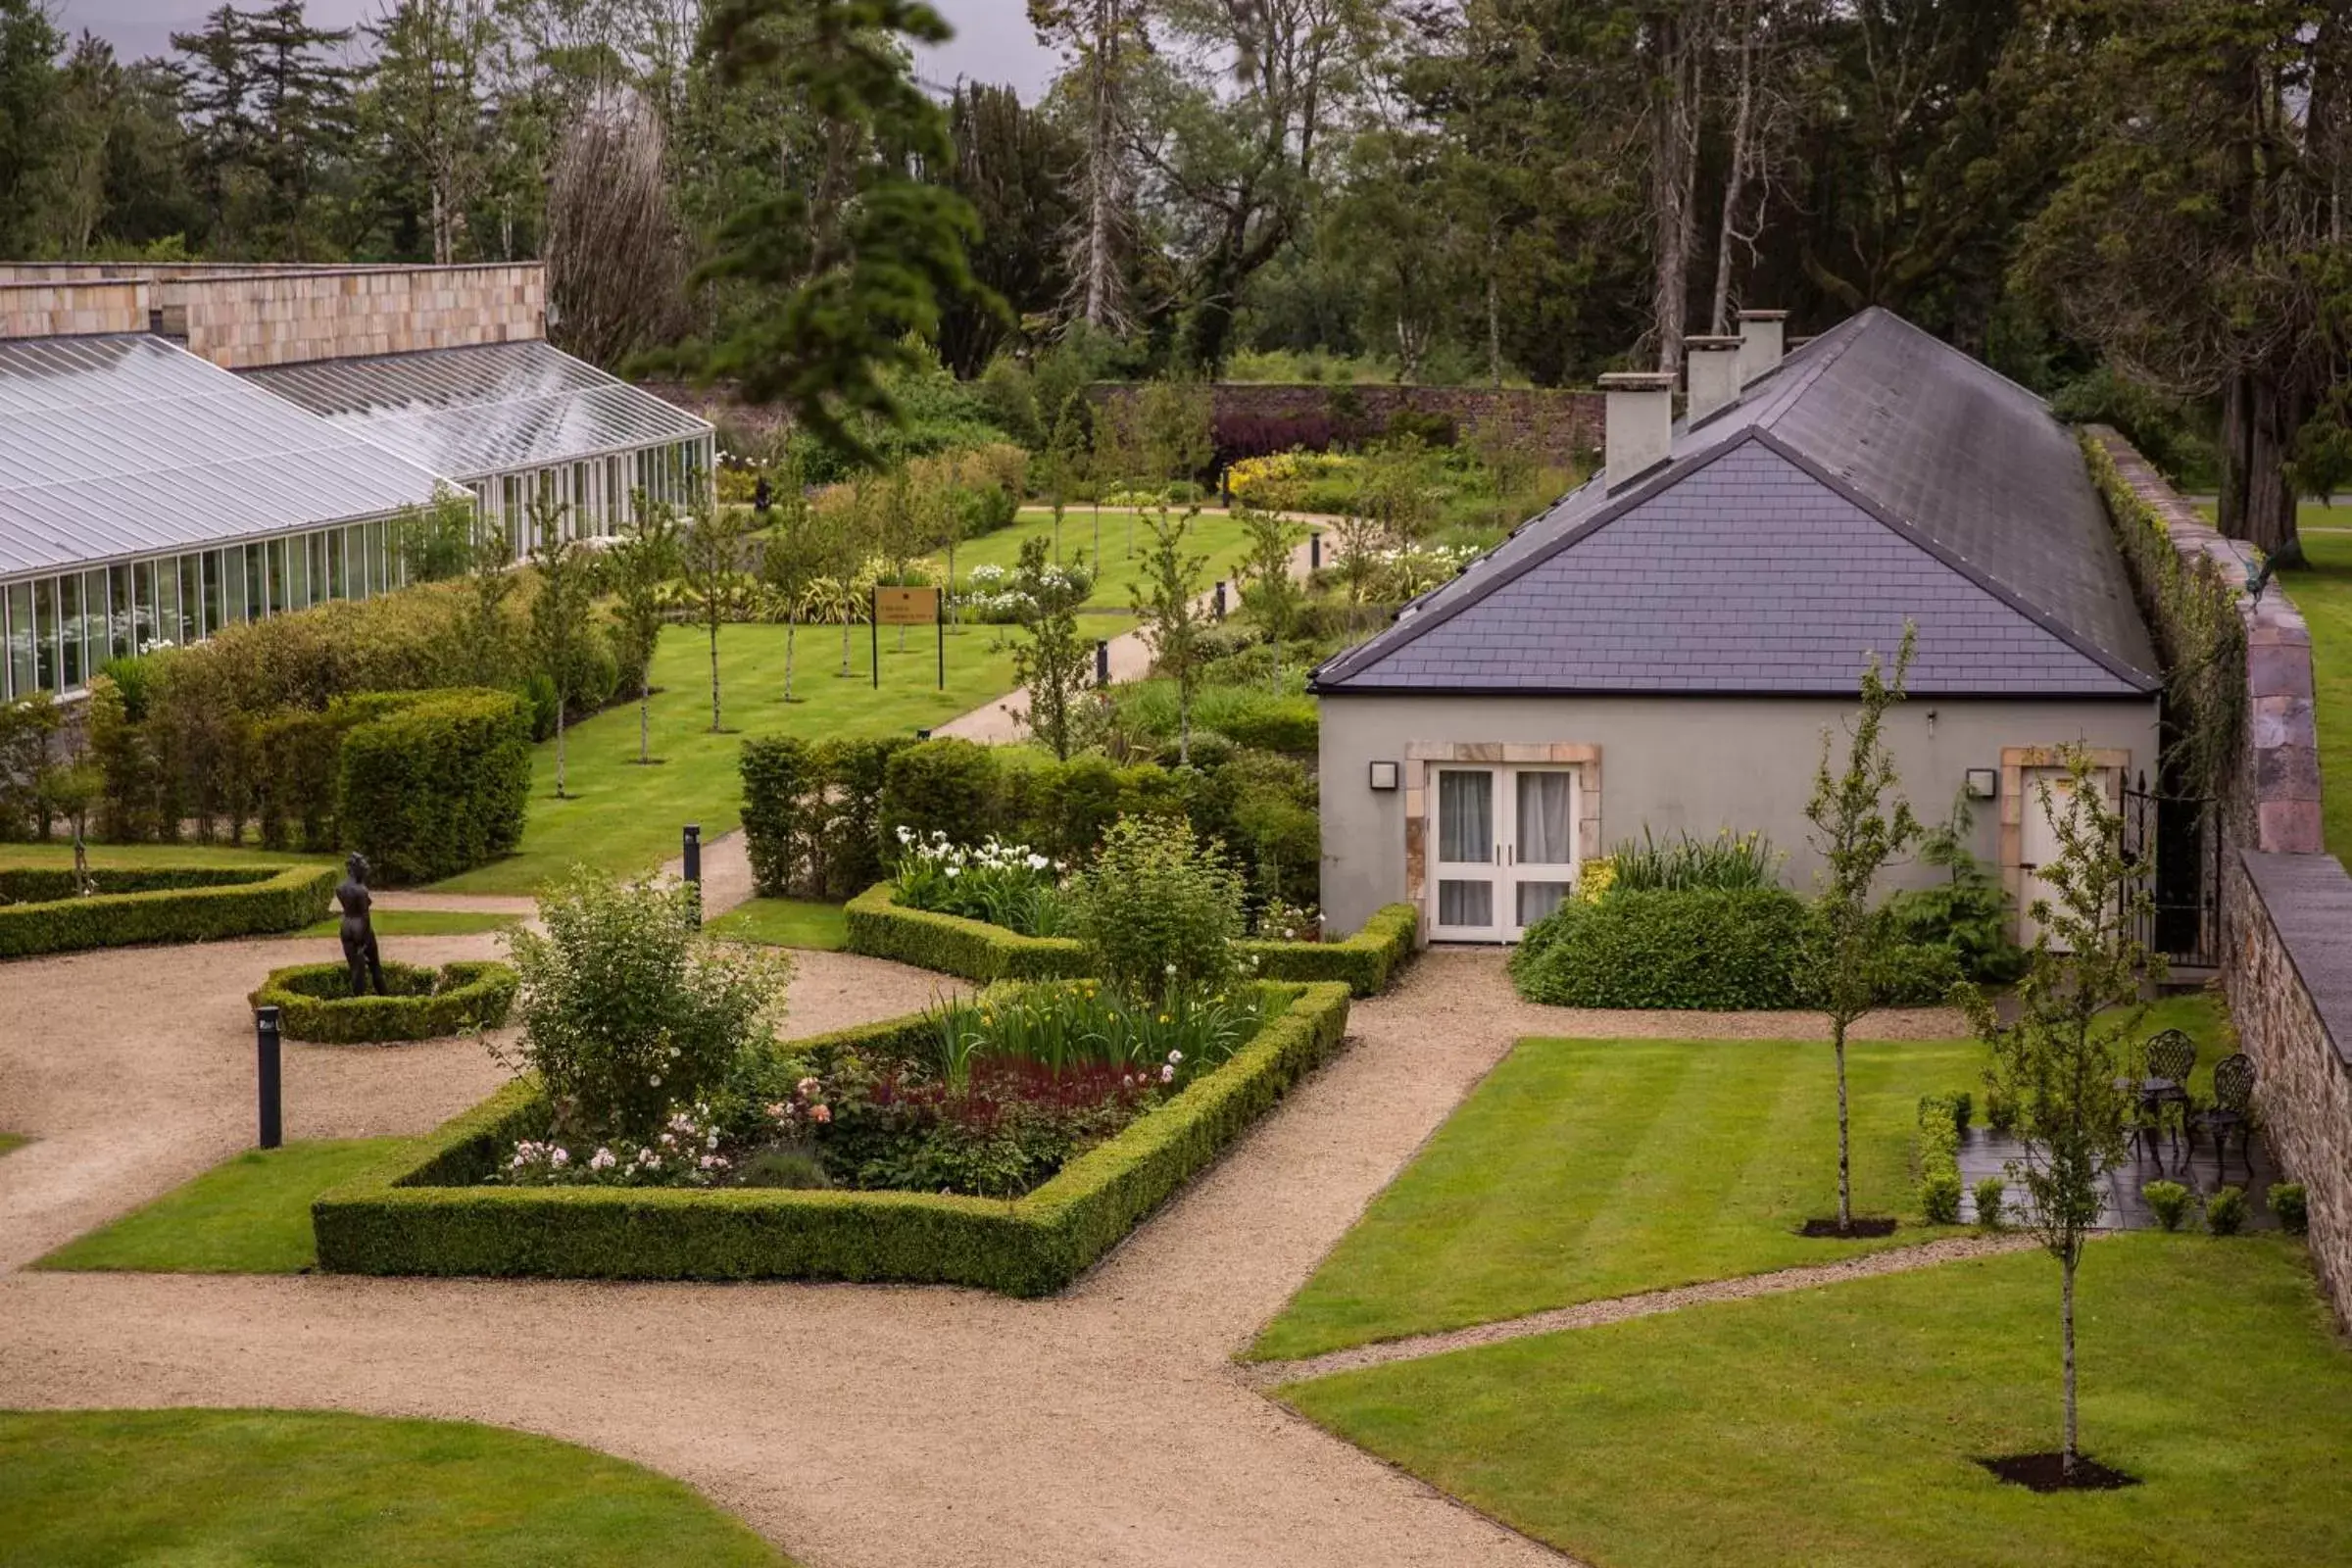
top-left (245, 339), bottom-right (714, 554)
top-left (0, 333), bottom-right (447, 702)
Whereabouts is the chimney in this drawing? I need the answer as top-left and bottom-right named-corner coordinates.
top-left (1597, 370), bottom-right (1676, 488)
top-left (1684, 335), bottom-right (1743, 421)
top-left (1738, 309), bottom-right (1788, 384)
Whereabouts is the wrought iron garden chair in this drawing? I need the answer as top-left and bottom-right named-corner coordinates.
top-left (2134, 1029), bottom-right (2196, 1164)
top-left (2195, 1054), bottom-right (2258, 1183)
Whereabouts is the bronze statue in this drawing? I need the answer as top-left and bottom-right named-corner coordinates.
top-left (337, 852), bottom-right (386, 997)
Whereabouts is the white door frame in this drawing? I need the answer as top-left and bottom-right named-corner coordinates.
top-left (1429, 762), bottom-right (1584, 943)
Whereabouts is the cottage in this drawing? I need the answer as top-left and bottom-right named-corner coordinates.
top-left (1310, 307), bottom-right (2163, 945)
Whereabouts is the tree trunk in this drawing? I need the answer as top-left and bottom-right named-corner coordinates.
top-left (1487, 237), bottom-right (1503, 388)
top-left (555, 697), bottom-right (567, 798)
top-left (2061, 1252), bottom-right (2080, 1478)
top-left (1178, 684), bottom-right (1192, 766)
top-left (638, 675), bottom-right (651, 764)
top-left (840, 616), bottom-right (852, 677)
top-left (1647, 9), bottom-right (1706, 375)
top-left (708, 620), bottom-right (722, 732)
top-left (1835, 1022), bottom-right (1852, 1229)
top-left (2220, 371), bottom-right (2304, 553)
top-left (785, 616), bottom-right (797, 702)
top-left (1710, 3), bottom-right (1759, 335)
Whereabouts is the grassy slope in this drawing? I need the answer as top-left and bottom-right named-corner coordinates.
top-left (0, 1408), bottom-right (788, 1567)
top-left (34, 1141), bottom-right (404, 1273)
top-left (1283, 1235), bottom-right (2352, 1568)
top-left (705, 898), bottom-right (849, 952)
top-left (1256, 996), bottom-right (2232, 1362)
top-left (433, 620), bottom-right (1019, 896)
top-left (2281, 524), bottom-right (2352, 858)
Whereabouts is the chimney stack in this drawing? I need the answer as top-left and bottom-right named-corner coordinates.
top-left (1597, 370), bottom-right (1676, 488)
top-left (1738, 309), bottom-right (1788, 385)
top-left (1684, 335), bottom-right (1743, 421)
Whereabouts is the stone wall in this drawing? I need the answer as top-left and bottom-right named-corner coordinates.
top-left (0, 264), bottom-right (547, 368)
top-left (0, 280), bottom-right (147, 338)
top-left (2228, 852), bottom-right (2352, 1327)
top-left (2092, 428), bottom-right (2349, 1327)
top-left (1099, 381), bottom-right (1604, 463)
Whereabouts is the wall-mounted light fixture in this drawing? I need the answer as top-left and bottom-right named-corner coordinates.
top-left (1369, 760), bottom-right (1400, 792)
top-left (1965, 767), bottom-right (1998, 801)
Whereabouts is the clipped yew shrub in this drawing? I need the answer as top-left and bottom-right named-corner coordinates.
top-left (250, 958), bottom-right (518, 1044)
top-left (336, 689), bottom-right (531, 884)
top-left (1510, 887), bottom-right (1811, 1009)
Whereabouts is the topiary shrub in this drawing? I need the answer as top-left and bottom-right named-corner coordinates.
top-left (2269, 1181), bottom-right (2309, 1235)
top-left (879, 738), bottom-right (1001, 848)
top-left (2205, 1184), bottom-right (2247, 1236)
top-left (250, 959), bottom-right (517, 1044)
top-left (0, 863), bottom-right (335, 958)
top-left (1973, 1175), bottom-right (2006, 1230)
top-left (1510, 887), bottom-right (1809, 1009)
top-left (1917, 1093), bottom-right (1965, 1224)
top-left (335, 688), bottom-right (531, 884)
top-left (2143, 1179), bottom-right (2192, 1232)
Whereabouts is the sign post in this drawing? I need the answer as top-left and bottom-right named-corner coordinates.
top-left (873, 586), bottom-right (945, 692)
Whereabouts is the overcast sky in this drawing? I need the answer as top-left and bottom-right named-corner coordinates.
top-left (56, 0), bottom-right (1062, 98)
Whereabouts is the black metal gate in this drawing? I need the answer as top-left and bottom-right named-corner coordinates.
top-left (2120, 771), bottom-right (2220, 970)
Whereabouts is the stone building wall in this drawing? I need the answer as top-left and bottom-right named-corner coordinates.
top-left (0, 264), bottom-right (547, 368)
top-left (2092, 427), bottom-right (2348, 1327)
top-left (0, 280), bottom-right (148, 338)
top-left (2228, 852), bottom-right (2352, 1326)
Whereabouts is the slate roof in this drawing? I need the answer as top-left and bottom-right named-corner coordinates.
top-left (1313, 307), bottom-right (2161, 698)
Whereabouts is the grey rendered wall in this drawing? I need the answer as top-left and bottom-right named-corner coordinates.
top-left (1316, 692), bottom-right (2162, 937)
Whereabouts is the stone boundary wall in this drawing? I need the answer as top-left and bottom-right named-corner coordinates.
top-left (0, 280), bottom-right (146, 338)
top-left (2087, 426), bottom-right (2323, 853)
top-left (2229, 852), bottom-right (2352, 1327)
top-left (2090, 427), bottom-right (2349, 1327)
top-left (0, 264), bottom-right (546, 368)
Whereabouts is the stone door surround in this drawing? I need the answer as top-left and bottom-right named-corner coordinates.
top-left (1401, 742), bottom-right (1603, 930)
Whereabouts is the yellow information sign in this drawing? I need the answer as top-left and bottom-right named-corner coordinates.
top-left (874, 585), bottom-right (939, 626)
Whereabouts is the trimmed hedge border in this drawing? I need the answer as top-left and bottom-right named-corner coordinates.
top-left (841, 882), bottom-right (1418, 997)
top-left (1917, 1093), bottom-right (1967, 1224)
top-left (0, 863), bottom-right (337, 959)
top-left (249, 959), bottom-right (518, 1044)
top-left (312, 980), bottom-right (1352, 1295)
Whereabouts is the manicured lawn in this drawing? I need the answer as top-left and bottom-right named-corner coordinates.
top-left (1282, 1235), bottom-right (2352, 1568)
top-left (706, 897), bottom-right (848, 951)
top-left (0, 842), bottom-right (338, 871)
top-left (1253, 996), bottom-right (2233, 1362)
top-left (287, 908), bottom-right (519, 939)
top-left (956, 507), bottom-right (1269, 612)
top-left (1251, 1035), bottom-right (1978, 1360)
top-left (2281, 526), bottom-right (2352, 858)
top-left (0, 1407), bottom-right (789, 1567)
top-left (432, 621), bottom-right (1019, 896)
top-left (34, 1141), bottom-right (403, 1274)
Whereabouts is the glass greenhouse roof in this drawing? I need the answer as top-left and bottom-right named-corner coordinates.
top-left (0, 334), bottom-right (447, 581)
top-left (245, 339), bottom-right (711, 480)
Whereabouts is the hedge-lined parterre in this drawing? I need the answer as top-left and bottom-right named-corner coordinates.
top-left (842, 880), bottom-right (1418, 997)
top-left (312, 981), bottom-right (1351, 1294)
top-left (0, 863), bottom-right (336, 959)
top-left (249, 959), bottom-right (518, 1044)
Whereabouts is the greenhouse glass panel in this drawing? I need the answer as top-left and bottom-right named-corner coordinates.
top-left (81, 570), bottom-right (109, 671)
top-left (31, 578), bottom-right (56, 692)
top-left (57, 574), bottom-right (82, 689)
top-left (201, 552), bottom-right (223, 634)
top-left (245, 545), bottom-right (266, 620)
top-left (6, 582), bottom-right (31, 698)
top-left (111, 563), bottom-right (136, 659)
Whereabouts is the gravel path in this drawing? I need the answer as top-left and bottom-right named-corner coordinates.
top-left (0, 942), bottom-right (1970, 1565)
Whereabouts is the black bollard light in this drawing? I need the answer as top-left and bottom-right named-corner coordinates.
top-left (682, 823), bottom-right (703, 926)
top-left (1310, 530), bottom-right (1322, 570)
top-left (1095, 639), bottom-right (1110, 687)
top-left (1213, 581), bottom-right (1227, 620)
top-left (256, 1004), bottom-right (282, 1150)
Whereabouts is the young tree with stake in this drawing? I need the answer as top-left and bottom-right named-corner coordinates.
top-left (676, 501), bottom-right (755, 732)
top-left (1132, 506), bottom-right (1210, 764)
top-left (1962, 749), bottom-right (2152, 1486)
top-left (528, 496), bottom-right (600, 800)
top-left (606, 498), bottom-right (678, 764)
top-left (1802, 623), bottom-right (1922, 1234)
top-left (760, 463), bottom-right (824, 702)
top-left (1009, 534), bottom-right (1093, 760)
top-left (1235, 505), bottom-right (1302, 693)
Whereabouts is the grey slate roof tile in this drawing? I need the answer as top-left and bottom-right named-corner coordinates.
top-left (1315, 309), bottom-right (2159, 698)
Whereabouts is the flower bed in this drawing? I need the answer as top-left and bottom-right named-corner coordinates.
top-left (844, 881), bottom-right (1418, 996)
top-left (311, 980), bottom-right (1352, 1294)
top-left (0, 863), bottom-right (337, 959)
top-left (250, 959), bottom-right (518, 1045)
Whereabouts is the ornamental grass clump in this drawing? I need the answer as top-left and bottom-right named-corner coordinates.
top-left (497, 868), bottom-right (790, 1143)
top-left (891, 828), bottom-right (1076, 937)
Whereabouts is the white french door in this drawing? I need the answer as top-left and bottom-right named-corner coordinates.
top-left (1431, 765), bottom-right (1582, 942)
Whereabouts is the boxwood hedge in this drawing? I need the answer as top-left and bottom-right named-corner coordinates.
top-left (336, 688), bottom-right (532, 885)
top-left (250, 958), bottom-right (518, 1044)
top-left (311, 980), bottom-right (1352, 1295)
top-left (841, 882), bottom-right (1417, 997)
top-left (0, 863), bottom-right (337, 959)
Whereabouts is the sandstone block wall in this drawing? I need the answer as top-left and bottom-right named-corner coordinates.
top-left (0, 280), bottom-right (148, 338)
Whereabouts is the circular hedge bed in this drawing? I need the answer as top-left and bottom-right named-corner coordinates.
top-left (249, 959), bottom-right (518, 1044)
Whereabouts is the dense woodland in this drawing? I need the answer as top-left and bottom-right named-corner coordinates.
top-left (2, 0), bottom-right (2348, 547)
